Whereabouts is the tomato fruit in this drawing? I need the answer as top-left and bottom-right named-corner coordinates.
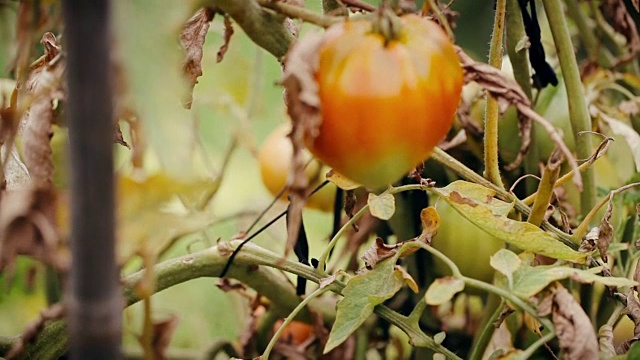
top-left (273, 319), bottom-right (314, 345)
top-left (431, 199), bottom-right (503, 283)
top-left (258, 123), bottom-right (336, 212)
top-left (306, 14), bottom-right (463, 188)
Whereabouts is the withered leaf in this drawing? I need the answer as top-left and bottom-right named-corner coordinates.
top-left (598, 195), bottom-right (615, 263)
top-left (457, 48), bottom-right (581, 189)
top-left (548, 286), bottom-right (598, 360)
top-left (217, 14), bottom-right (234, 63)
top-left (0, 187), bottom-right (63, 272)
top-left (360, 238), bottom-right (420, 269)
top-left (180, 8), bottom-right (215, 109)
top-left (146, 315), bottom-right (179, 360)
top-left (600, 0), bottom-right (640, 66)
top-left (599, 324), bottom-right (616, 358)
top-left (22, 32), bottom-right (65, 187)
top-left (418, 206), bottom-right (440, 243)
top-left (618, 290), bottom-right (640, 354)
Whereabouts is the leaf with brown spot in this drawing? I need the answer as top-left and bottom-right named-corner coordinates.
top-left (548, 285), bottom-right (598, 360)
top-left (180, 8), bottom-right (215, 109)
top-left (418, 206), bottom-right (440, 243)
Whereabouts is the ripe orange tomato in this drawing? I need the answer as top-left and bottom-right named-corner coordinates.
top-left (258, 123), bottom-right (337, 212)
top-left (306, 14), bottom-right (463, 188)
top-left (273, 319), bottom-right (314, 345)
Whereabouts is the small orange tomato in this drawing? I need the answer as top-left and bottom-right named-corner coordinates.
top-left (258, 123), bottom-right (337, 212)
top-left (307, 14), bottom-right (463, 188)
top-left (274, 320), bottom-right (315, 345)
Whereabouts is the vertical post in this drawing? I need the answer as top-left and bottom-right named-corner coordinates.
top-left (62, 1), bottom-right (121, 359)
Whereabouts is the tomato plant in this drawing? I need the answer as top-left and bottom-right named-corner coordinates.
top-left (258, 123), bottom-right (336, 212)
top-left (306, 14), bottom-right (463, 188)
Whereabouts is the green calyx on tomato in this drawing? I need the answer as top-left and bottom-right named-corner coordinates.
top-left (305, 14), bottom-right (464, 189)
top-left (258, 123), bottom-right (336, 212)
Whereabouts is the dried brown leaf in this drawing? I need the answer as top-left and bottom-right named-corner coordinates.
top-left (22, 33), bottom-right (65, 187)
top-left (361, 237), bottom-right (397, 269)
top-left (599, 324), bottom-right (617, 358)
top-left (550, 286), bottom-right (598, 360)
top-left (149, 315), bottom-right (179, 360)
top-left (598, 196), bottom-right (615, 263)
top-left (457, 48), bottom-right (581, 189)
top-left (633, 0), bottom-right (639, 12)
top-left (217, 14), bottom-right (234, 63)
top-left (601, 0), bottom-right (640, 66)
top-left (0, 187), bottom-right (63, 272)
top-left (180, 8), bottom-right (215, 109)
top-left (280, 33), bottom-right (326, 258)
top-left (618, 290), bottom-right (640, 353)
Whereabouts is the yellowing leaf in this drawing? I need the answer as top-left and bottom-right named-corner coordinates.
top-left (327, 170), bottom-right (361, 190)
top-left (432, 181), bottom-right (587, 263)
top-left (495, 264), bottom-right (637, 299)
top-left (368, 192), bottom-right (395, 220)
top-left (418, 206), bottom-right (440, 242)
top-left (425, 277), bottom-right (464, 305)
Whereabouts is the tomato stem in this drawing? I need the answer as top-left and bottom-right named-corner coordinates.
top-left (541, 0), bottom-right (596, 217)
top-left (483, 0), bottom-right (507, 190)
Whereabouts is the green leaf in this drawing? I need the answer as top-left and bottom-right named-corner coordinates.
top-left (496, 264), bottom-right (637, 299)
top-left (425, 277), bottom-right (465, 305)
top-left (324, 257), bottom-right (404, 353)
top-left (490, 249), bottom-right (522, 289)
top-left (432, 181), bottom-right (588, 263)
top-left (368, 192), bottom-right (395, 220)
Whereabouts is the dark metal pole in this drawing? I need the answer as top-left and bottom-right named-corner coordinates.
top-left (62, 1), bottom-right (121, 359)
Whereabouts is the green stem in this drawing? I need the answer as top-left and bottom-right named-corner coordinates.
top-left (518, 331), bottom-right (556, 360)
top-left (505, 0), bottom-right (532, 100)
top-left (417, 242), bottom-right (556, 336)
top-left (431, 148), bottom-right (578, 249)
top-left (262, 286), bottom-right (329, 359)
top-left (468, 300), bottom-right (505, 360)
top-left (9, 241), bottom-right (461, 359)
top-left (483, 0), bottom-right (507, 189)
top-left (317, 204), bottom-right (370, 275)
top-left (541, 0), bottom-right (596, 217)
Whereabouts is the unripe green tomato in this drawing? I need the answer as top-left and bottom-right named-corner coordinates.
top-left (307, 14), bottom-right (463, 188)
top-left (431, 199), bottom-right (503, 283)
top-left (258, 123), bottom-right (336, 212)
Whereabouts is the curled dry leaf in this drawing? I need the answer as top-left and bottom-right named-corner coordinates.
top-left (360, 237), bottom-right (420, 269)
top-left (456, 48), bottom-right (582, 189)
top-left (146, 315), bottom-right (179, 360)
top-left (418, 206), bottom-right (440, 243)
top-left (217, 14), bottom-right (234, 63)
top-left (598, 194), bottom-right (615, 263)
top-left (180, 8), bottom-right (215, 109)
top-left (0, 187), bottom-right (63, 273)
top-left (540, 285), bottom-right (598, 360)
top-left (600, 0), bottom-right (640, 66)
top-left (281, 32), bottom-right (326, 258)
top-left (21, 32), bottom-right (65, 187)
top-left (618, 290), bottom-right (640, 354)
